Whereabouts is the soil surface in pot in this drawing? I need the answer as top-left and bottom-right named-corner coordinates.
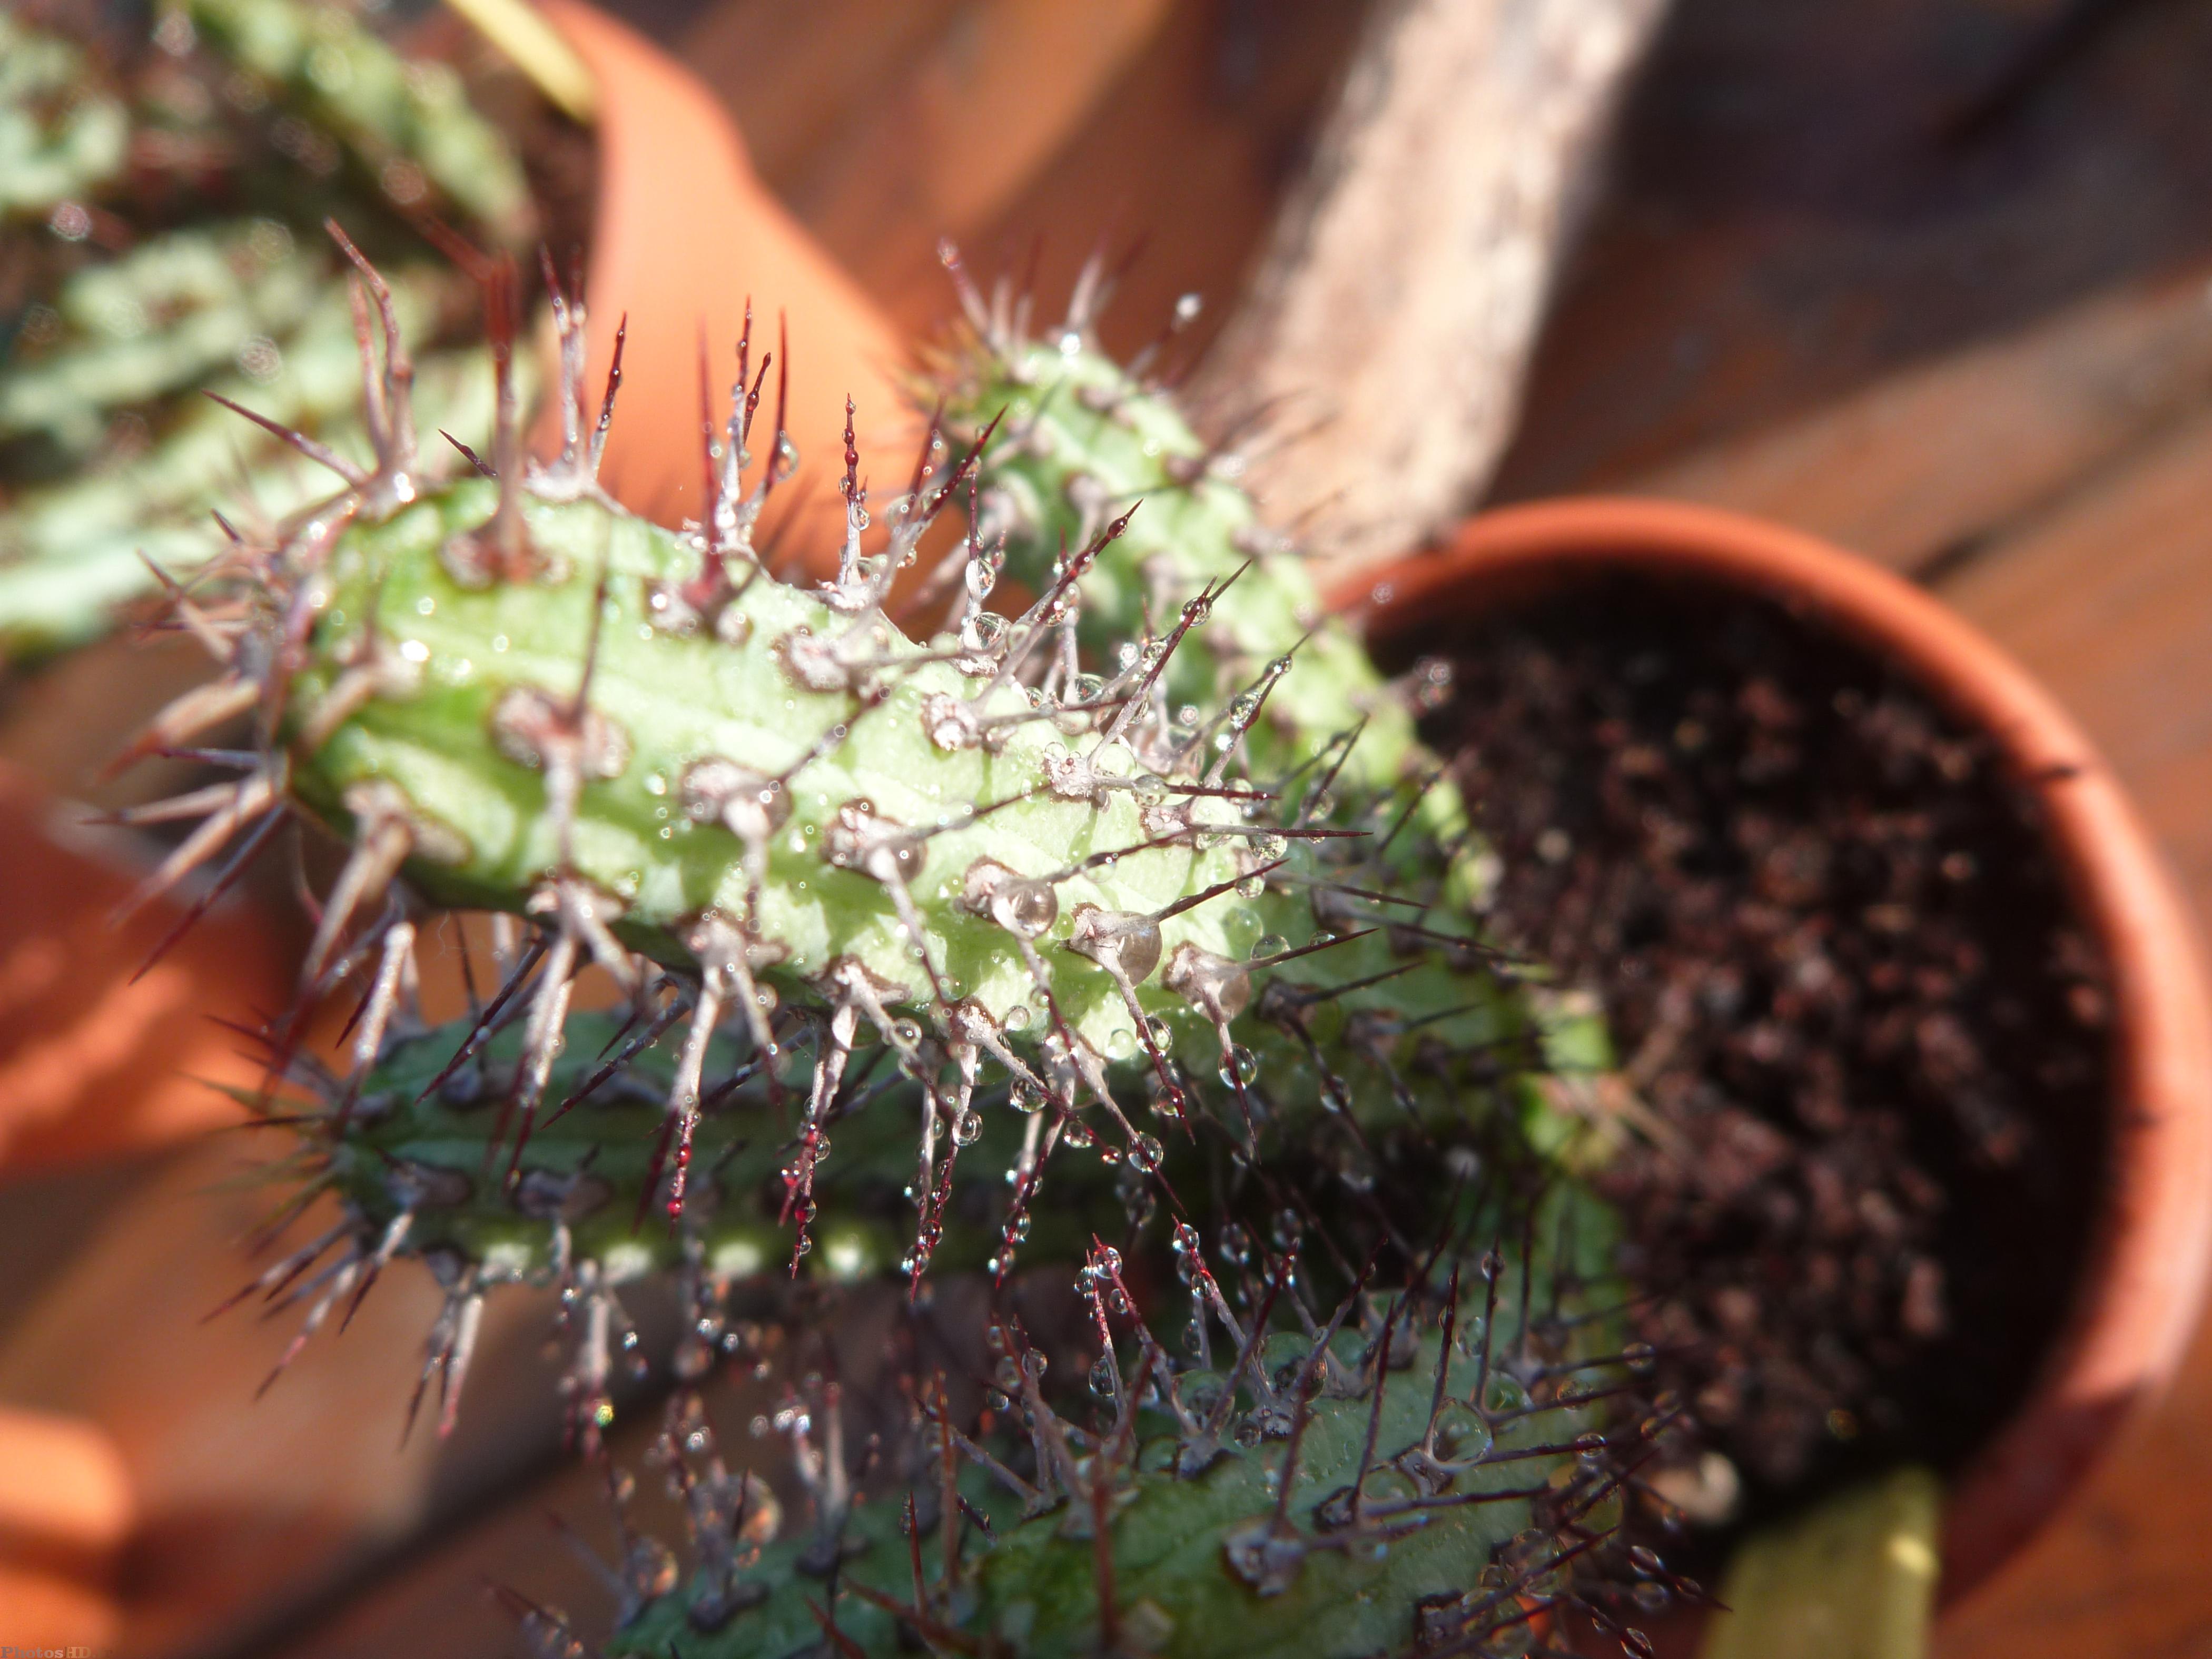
top-left (1397, 572), bottom-right (2111, 1534)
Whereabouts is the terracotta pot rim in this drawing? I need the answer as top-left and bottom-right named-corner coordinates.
top-left (1328, 494), bottom-right (2212, 1607)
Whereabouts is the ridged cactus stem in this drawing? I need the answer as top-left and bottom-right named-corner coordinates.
top-left (136, 251), bottom-right (1608, 1437)
top-left (173, 0), bottom-right (535, 245)
top-left (0, 15), bottom-right (129, 219)
top-left (930, 265), bottom-right (1477, 904)
top-left (544, 1208), bottom-right (1683, 1659)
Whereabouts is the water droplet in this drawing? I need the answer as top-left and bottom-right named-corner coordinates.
top-left (1128, 1133), bottom-right (1163, 1173)
top-left (1003, 1004), bottom-right (1033, 1033)
top-left (1106, 1025), bottom-right (1137, 1059)
top-left (1250, 933), bottom-right (1286, 962)
top-left (1089, 1356), bottom-right (1116, 1398)
top-left (990, 877), bottom-right (1059, 940)
top-left (1217, 1044), bottom-right (1258, 1088)
top-left (1482, 1373), bottom-right (1531, 1415)
top-left (952, 1110), bottom-right (983, 1147)
top-left (1009, 1083), bottom-right (1044, 1115)
top-left (1218, 1222), bottom-right (1251, 1266)
top-left (1431, 1401), bottom-right (1493, 1464)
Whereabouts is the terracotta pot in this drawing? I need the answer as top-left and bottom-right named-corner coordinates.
top-left (538, 0), bottom-right (908, 572)
top-left (1331, 496), bottom-right (2212, 1609)
top-left (0, 765), bottom-right (291, 1648)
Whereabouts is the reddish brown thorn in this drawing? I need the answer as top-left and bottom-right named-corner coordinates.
top-left (129, 804), bottom-right (285, 983)
top-left (203, 393), bottom-right (367, 486)
top-left (412, 934), bottom-right (551, 1103)
top-left (799, 1593), bottom-right (878, 1659)
top-left (1154, 858), bottom-right (1287, 922)
top-left (591, 313), bottom-right (626, 471)
top-left (699, 326), bottom-right (725, 575)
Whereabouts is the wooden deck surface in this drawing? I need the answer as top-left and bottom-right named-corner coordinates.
top-left (5, 1), bottom-right (2210, 1655)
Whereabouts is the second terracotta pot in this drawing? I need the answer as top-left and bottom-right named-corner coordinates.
top-left (1329, 496), bottom-right (2212, 1608)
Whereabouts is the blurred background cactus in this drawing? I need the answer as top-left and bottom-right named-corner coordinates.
top-left (0, 0), bottom-right (556, 659)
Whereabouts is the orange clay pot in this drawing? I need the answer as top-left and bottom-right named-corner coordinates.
top-left (538, 0), bottom-right (909, 573)
top-left (0, 763), bottom-right (291, 1176)
top-left (1332, 497), bottom-right (2212, 1611)
top-left (0, 763), bottom-right (291, 1647)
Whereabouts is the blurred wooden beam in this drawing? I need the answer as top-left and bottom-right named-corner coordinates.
top-left (1191, 0), bottom-right (1670, 574)
top-left (1628, 265), bottom-right (2212, 575)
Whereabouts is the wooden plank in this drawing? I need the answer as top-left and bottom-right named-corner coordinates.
top-left (1938, 407), bottom-right (2212, 903)
top-left (256, 1424), bottom-right (640, 1659)
top-left (1627, 269), bottom-right (2212, 574)
top-left (1937, 1313), bottom-right (2212, 1659)
top-left (855, 0), bottom-right (1370, 358)
top-left (682, 0), bottom-right (1176, 315)
top-left (1488, 0), bottom-right (2212, 508)
top-left (1928, 410), bottom-right (2212, 1657)
top-left (0, 1136), bottom-right (653, 1658)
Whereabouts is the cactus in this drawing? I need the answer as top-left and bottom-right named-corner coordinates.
top-left (242, 999), bottom-right (1060, 1443)
top-left (87, 218), bottom-right (1687, 1652)
top-left (113, 233), bottom-right (1612, 1433)
top-left (134, 246), bottom-right (1614, 1291)
top-left (928, 282), bottom-right (1400, 790)
top-left (178, 0), bottom-right (536, 247)
top-left (537, 1208), bottom-right (1685, 1659)
top-left (0, 0), bottom-right (535, 656)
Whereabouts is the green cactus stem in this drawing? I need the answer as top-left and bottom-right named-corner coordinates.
top-left (129, 258), bottom-right (1602, 1315)
top-left (930, 264), bottom-right (1481, 910)
top-left (2, 265), bottom-right (508, 656)
top-left (237, 1003), bottom-right (976, 1444)
top-left (3, 220), bottom-right (330, 455)
top-left (170, 0), bottom-right (535, 246)
top-left (139, 240), bottom-right (1698, 1659)
top-left (525, 1209), bottom-right (1683, 1659)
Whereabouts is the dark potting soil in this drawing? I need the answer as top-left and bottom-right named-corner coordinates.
top-left (1402, 574), bottom-right (2111, 1516)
